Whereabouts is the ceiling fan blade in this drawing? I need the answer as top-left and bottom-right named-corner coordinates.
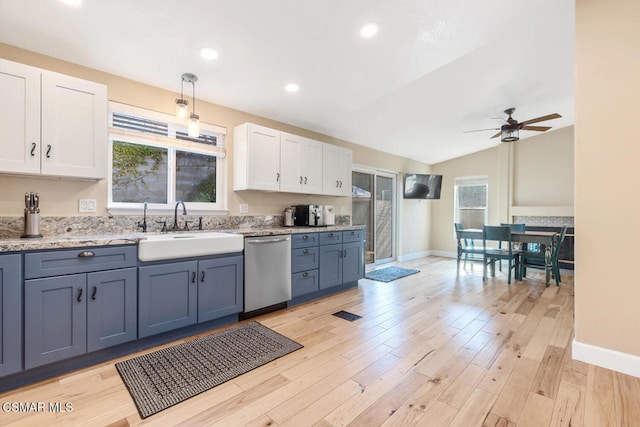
top-left (490, 131), bottom-right (501, 139)
top-left (463, 128), bottom-right (500, 134)
top-left (519, 113), bottom-right (561, 126)
top-left (521, 125), bottom-right (551, 132)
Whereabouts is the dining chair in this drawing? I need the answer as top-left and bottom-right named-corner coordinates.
top-left (455, 223), bottom-right (484, 272)
top-left (497, 223), bottom-right (526, 271)
top-left (522, 226), bottom-right (567, 286)
top-left (483, 225), bottom-right (522, 284)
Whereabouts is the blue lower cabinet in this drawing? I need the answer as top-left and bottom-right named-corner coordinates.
top-left (24, 267), bottom-right (138, 370)
top-left (198, 255), bottom-right (243, 323)
top-left (138, 261), bottom-right (198, 339)
top-left (139, 255), bottom-right (244, 338)
top-left (318, 230), bottom-right (365, 289)
top-left (0, 254), bottom-right (22, 377)
top-left (87, 268), bottom-right (137, 352)
top-left (25, 274), bottom-right (88, 369)
top-left (292, 270), bottom-right (319, 298)
top-left (319, 243), bottom-right (343, 289)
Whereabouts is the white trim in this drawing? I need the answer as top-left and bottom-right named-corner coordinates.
top-left (397, 250), bottom-right (430, 262)
top-left (429, 250), bottom-right (457, 258)
top-left (572, 339), bottom-right (640, 378)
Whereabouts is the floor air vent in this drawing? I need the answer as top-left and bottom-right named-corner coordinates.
top-left (332, 310), bottom-right (362, 322)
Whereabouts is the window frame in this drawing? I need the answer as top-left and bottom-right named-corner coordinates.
top-left (454, 175), bottom-right (489, 234)
top-left (107, 102), bottom-right (227, 215)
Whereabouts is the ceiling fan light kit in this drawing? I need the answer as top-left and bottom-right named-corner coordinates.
top-left (466, 107), bottom-right (562, 143)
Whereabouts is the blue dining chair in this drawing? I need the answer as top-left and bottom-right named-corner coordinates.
top-left (483, 225), bottom-right (522, 284)
top-left (498, 223), bottom-right (526, 271)
top-left (522, 226), bottom-right (567, 286)
top-left (455, 223), bottom-right (484, 272)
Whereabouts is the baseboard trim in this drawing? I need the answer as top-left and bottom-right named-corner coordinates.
top-left (572, 339), bottom-right (640, 378)
top-left (429, 250), bottom-right (456, 258)
top-left (397, 251), bottom-right (429, 262)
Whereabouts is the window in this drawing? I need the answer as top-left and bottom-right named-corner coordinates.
top-left (454, 176), bottom-right (488, 230)
top-left (108, 102), bottom-right (226, 214)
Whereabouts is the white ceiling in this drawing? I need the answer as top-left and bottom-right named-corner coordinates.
top-left (0, 0), bottom-right (575, 165)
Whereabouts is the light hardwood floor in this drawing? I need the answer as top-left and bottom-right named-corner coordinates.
top-left (2, 256), bottom-right (639, 426)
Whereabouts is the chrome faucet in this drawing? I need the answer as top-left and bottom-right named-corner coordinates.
top-left (173, 200), bottom-right (187, 230)
top-left (137, 201), bottom-right (147, 232)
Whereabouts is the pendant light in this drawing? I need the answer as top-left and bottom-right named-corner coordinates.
top-left (176, 73), bottom-right (200, 138)
top-left (175, 75), bottom-right (189, 120)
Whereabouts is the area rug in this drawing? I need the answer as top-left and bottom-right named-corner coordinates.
top-left (365, 266), bottom-right (420, 282)
top-left (115, 321), bottom-right (303, 419)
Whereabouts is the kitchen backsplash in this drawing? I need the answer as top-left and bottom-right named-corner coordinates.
top-left (0, 214), bottom-right (352, 239)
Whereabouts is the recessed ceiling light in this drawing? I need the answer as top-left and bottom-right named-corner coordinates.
top-left (200, 47), bottom-right (219, 61)
top-left (59, 0), bottom-right (81, 5)
top-left (360, 23), bottom-right (379, 38)
top-left (284, 83), bottom-right (300, 93)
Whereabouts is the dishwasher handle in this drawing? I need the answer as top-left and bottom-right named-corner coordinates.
top-left (246, 237), bottom-right (290, 244)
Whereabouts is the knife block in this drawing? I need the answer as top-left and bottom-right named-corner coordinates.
top-left (22, 212), bottom-right (42, 238)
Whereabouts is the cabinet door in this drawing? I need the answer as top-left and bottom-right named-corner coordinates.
top-left (246, 123), bottom-right (281, 191)
top-left (322, 144), bottom-right (351, 196)
top-left (292, 270), bottom-right (319, 298)
top-left (138, 261), bottom-right (198, 338)
top-left (87, 268), bottom-right (137, 352)
top-left (302, 138), bottom-right (324, 194)
top-left (319, 243), bottom-right (343, 289)
top-left (25, 274), bottom-right (87, 369)
top-left (198, 255), bottom-right (244, 323)
top-left (41, 71), bottom-right (107, 179)
top-left (0, 58), bottom-right (40, 174)
top-left (335, 147), bottom-right (353, 197)
top-left (280, 132), bottom-right (304, 193)
top-left (0, 254), bottom-right (22, 376)
top-left (342, 241), bottom-right (365, 283)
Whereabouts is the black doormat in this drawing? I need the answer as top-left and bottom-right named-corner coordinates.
top-left (365, 266), bottom-right (420, 282)
top-left (115, 321), bottom-right (302, 419)
top-left (333, 310), bottom-right (362, 321)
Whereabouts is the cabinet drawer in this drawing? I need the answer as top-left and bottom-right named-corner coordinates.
top-left (292, 269), bottom-right (319, 298)
top-left (343, 229), bottom-right (365, 243)
top-left (25, 245), bottom-right (137, 279)
top-left (319, 231), bottom-right (342, 245)
top-left (292, 247), bottom-right (319, 273)
top-left (291, 233), bottom-right (319, 249)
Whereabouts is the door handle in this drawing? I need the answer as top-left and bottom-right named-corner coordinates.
top-left (304, 176), bottom-right (308, 184)
top-left (300, 176), bottom-right (303, 184)
top-left (46, 144), bottom-right (52, 158)
top-left (192, 272), bottom-right (196, 283)
top-left (201, 271), bottom-right (205, 282)
top-left (30, 142), bottom-right (37, 156)
top-left (246, 237), bottom-right (290, 244)
top-left (276, 172), bottom-right (280, 182)
top-left (77, 287), bottom-right (83, 303)
top-left (91, 286), bottom-right (97, 300)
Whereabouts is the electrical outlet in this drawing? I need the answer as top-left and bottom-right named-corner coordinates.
top-left (79, 199), bottom-right (96, 213)
top-left (239, 203), bottom-right (249, 214)
top-left (340, 206), bottom-right (346, 214)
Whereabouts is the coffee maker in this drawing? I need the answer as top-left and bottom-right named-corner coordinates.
top-left (293, 204), bottom-right (324, 227)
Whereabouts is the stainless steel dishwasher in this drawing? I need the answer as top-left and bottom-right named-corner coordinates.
top-left (243, 235), bottom-right (291, 315)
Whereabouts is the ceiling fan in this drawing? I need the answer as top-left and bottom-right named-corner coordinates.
top-left (465, 107), bottom-right (562, 142)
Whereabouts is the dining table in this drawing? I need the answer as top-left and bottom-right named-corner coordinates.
top-left (458, 229), bottom-right (559, 284)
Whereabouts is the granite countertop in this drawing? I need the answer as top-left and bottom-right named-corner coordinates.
top-left (0, 225), bottom-right (365, 252)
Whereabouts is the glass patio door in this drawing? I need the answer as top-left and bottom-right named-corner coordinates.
top-left (352, 169), bottom-right (397, 265)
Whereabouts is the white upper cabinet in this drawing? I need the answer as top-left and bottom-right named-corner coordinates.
top-left (233, 122), bottom-right (351, 196)
top-left (280, 132), bottom-right (323, 194)
top-left (322, 143), bottom-right (352, 197)
top-left (41, 71), bottom-right (107, 179)
top-left (0, 58), bottom-right (107, 180)
top-left (0, 59), bottom-right (41, 175)
top-left (233, 123), bottom-right (281, 191)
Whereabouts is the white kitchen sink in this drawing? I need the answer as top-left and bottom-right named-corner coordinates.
top-left (138, 231), bottom-right (244, 261)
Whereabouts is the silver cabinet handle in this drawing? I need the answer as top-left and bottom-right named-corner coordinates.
top-left (302, 272), bottom-right (309, 277)
top-left (303, 249), bottom-right (309, 254)
top-left (78, 251), bottom-right (95, 257)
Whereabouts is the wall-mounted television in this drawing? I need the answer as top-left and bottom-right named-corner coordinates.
top-left (403, 173), bottom-right (442, 199)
